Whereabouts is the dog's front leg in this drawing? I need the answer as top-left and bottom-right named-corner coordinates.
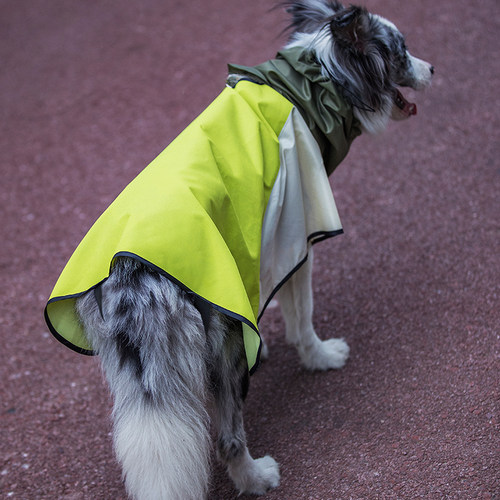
top-left (278, 250), bottom-right (349, 370)
top-left (211, 318), bottom-right (280, 496)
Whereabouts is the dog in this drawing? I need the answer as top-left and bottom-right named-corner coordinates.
top-left (44, 1), bottom-right (433, 498)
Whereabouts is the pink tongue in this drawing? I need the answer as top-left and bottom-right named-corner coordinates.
top-left (395, 90), bottom-right (417, 116)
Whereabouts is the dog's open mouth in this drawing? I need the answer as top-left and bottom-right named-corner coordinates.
top-left (392, 89), bottom-right (417, 120)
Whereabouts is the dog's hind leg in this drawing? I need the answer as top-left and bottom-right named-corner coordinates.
top-left (278, 250), bottom-right (349, 371)
top-left (76, 258), bottom-right (211, 500)
top-left (210, 315), bottom-right (280, 496)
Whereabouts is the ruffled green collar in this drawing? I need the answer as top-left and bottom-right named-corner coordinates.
top-left (228, 47), bottom-right (362, 175)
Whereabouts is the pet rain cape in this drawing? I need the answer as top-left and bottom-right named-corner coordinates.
top-left (44, 47), bottom-right (361, 373)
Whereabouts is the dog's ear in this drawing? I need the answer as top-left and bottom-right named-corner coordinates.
top-left (330, 6), bottom-right (371, 54)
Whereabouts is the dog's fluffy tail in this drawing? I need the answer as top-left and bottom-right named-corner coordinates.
top-left (76, 259), bottom-right (211, 500)
top-left (112, 391), bottom-right (210, 500)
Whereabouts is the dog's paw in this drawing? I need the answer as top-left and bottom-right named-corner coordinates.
top-left (231, 454), bottom-right (280, 496)
top-left (299, 337), bottom-right (350, 371)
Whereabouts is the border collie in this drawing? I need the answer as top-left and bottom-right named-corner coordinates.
top-left (46, 1), bottom-right (433, 498)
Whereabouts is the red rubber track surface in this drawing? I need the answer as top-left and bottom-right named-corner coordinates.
top-left (1, 0), bottom-right (498, 498)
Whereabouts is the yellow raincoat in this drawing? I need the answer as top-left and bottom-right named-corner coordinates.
top-left (45, 48), bottom-right (361, 373)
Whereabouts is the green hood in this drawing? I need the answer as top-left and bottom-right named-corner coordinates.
top-left (228, 47), bottom-right (362, 176)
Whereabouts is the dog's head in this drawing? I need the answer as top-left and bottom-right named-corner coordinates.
top-left (284, 1), bottom-right (434, 133)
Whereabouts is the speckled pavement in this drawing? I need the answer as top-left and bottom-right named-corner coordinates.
top-left (1, 0), bottom-right (499, 498)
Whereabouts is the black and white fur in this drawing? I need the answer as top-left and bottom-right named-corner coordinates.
top-left (285, 1), bottom-right (433, 133)
top-left (75, 2), bottom-right (433, 498)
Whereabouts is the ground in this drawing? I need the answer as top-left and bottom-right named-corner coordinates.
top-left (1, 0), bottom-right (499, 498)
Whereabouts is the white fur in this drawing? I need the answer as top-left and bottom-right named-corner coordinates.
top-left (114, 404), bottom-right (210, 500)
top-left (408, 54), bottom-right (433, 90)
top-left (353, 104), bottom-right (393, 135)
top-left (227, 450), bottom-right (280, 495)
top-left (278, 251), bottom-right (350, 370)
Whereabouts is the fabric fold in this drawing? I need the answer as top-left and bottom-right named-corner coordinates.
top-left (228, 46), bottom-right (362, 175)
top-left (45, 49), bottom-right (358, 373)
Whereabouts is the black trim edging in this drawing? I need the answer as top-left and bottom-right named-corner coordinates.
top-left (44, 228), bottom-right (342, 375)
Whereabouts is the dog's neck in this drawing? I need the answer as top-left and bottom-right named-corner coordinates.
top-left (228, 47), bottom-right (362, 176)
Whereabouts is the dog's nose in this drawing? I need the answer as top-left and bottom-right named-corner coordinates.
top-left (430, 65), bottom-right (435, 75)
